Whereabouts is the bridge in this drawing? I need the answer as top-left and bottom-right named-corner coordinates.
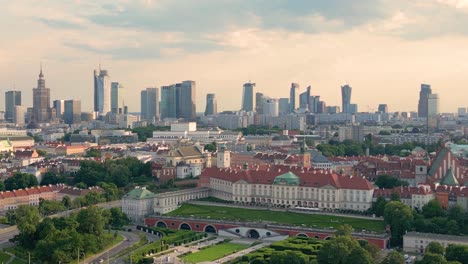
top-left (144, 215), bottom-right (390, 249)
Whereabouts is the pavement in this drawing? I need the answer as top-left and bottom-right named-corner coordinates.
top-left (85, 231), bottom-right (141, 264)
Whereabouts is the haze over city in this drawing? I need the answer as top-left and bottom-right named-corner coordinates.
top-left (1, 0), bottom-right (468, 112)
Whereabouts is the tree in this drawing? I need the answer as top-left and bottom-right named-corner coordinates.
top-left (372, 196), bottom-right (387, 217)
top-left (384, 201), bottom-right (413, 246)
top-left (343, 246), bottom-right (374, 264)
top-left (36, 149), bottom-right (47, 157)
top-left (381, 251), bottom-right (405, 264)
top-left (422, 200), bottom-right (445, 218)
top-left (107, 208), bottom-right (130, 228)
top-left (317, 236), bottom-right (359, 264)
top-left (375, 175), bottom-right (408, 189)
top-left (390, 190), bottom-right (401, 202)
top-left (204, 142), bottom-right (217, 152)
top-left (38, 198), bottom-right (66, 216)
top-left (62, 195), bottom-right (72, 209)
top-left (363, 243), bottom-right (382, 263)
top-left (335, 224), bottom-right (353, 237)
top-left (76, 206), bottom-right (106, 236)
top-left (15, 205), bottom-right (41, 248)
top-left (445, 244), bottom-right (468, 263)
top-left (0, 181), bottom-right (5, 191)
top-left (40, 172), bottom-right (66, 185)
top-left (419, 253), bottom-right (447, 264)
top-left (425, 242), bottom-right (444, 255)
top-left (270, 251), bottom-right (306, 264)
top-left (85, 148), bottom-right (101, 158)
top-left (5, 172), bottom-right (39, 190)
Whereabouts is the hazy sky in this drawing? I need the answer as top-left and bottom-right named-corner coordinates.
top-left (1, 0), bottom-right (468, 113)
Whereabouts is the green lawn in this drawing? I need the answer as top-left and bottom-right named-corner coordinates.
top-left (181, 243), bottom-right (249, 263)
top-left (168, 204), bottom-right (385, 233)
top-left (0, 251), bottom-right (11, 263)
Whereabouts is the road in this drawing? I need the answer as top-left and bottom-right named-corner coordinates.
top-left (85, 231), bottom-right (141, 264)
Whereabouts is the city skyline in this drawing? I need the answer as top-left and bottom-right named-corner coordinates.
top-left (1, 1), bottom-right (468, 113)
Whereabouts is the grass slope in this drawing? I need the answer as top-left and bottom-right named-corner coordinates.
top-left (168, 204), bottom-right (384, 232)
top-left (181, 243), bottom-right (249, 263)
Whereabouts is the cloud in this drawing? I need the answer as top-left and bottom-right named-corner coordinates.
top-left (35, 18), bottom-right (84, 29)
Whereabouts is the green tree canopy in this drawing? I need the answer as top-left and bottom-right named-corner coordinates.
top-left (422, 200), bottom-right (446, 218)
top-left (317, 235), bottom-right (360, 264)
top-left (343, 246), bottom-right (374, 264)
top-left (384, 201), bottom-right (413, 246)
top-left (445, 244), bottom-right (468, 263)
top-left (381, 251), bottom-right (405, 264)
top-left (5, 172), bottom-right (38, 191)
top-left (425, 241), bottom-right (445, 255)
top-left (375, 175), bottom-right (409, 189)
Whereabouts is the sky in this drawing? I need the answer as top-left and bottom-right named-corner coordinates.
top-left (1, 0), bottom-right (468, 113)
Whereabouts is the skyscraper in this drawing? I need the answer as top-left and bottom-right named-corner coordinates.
top-left (241, 82), bottom-right (255, 112)
top-left (111, 82), bottom-right (124, 114)
top-left (378, 104), bottom-right (388, 113)
top-left (5, 91), bottom-right (21, 122)
top-left (140, 90), bottom-right (148, 119)
top-left (278, 98), bottom-right (289, 115)
top-left (53, 100), bottom-right (65, 118)
top-left (255, 92), bottom-right (264, 114)
top-left (418, 84), bottom-right (432, 118)
top-left (205, 93), bottom-right (217, 116)
top-left (289, 83), bottom-right (300, 113)
top-left (13, 106), bottom-right (25, 125)
top-left (427, 94), bottom-right (439, 130)
top-left (145, 87), bottom-right (160, 122)
top-left (32, 66), bottom-right (52, 123)
top-left (262, 98), bottom-right (279, 117)
top-left (160, 85), bottom-right (177, 119)
top-left (176, 81), bottom-right (196, 119)
top-left (341, 84), bottom-right (352, 114)
top-left (94, 69), bottom-right (111, 116)
top-left (299, 86), bottom-right (311, 110)
top-left (64, 99), bottom-right (81, 125)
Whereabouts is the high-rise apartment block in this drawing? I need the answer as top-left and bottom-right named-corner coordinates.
top-left (32, 67), bottom-right (52, 123)
top-left (5, 91), bottom-right (21, 122)
top-left (418, 84), bottom-right (432, 118)
top-left (341, 84), bottom-right (352, 114)
top-left (289, 83), bottom-right (300, 113)
top-left (94, 69), bottom-right (111, 116)
top-left (205, 94), bottom-right (217, 116)
top-left (242, 82), bottom-right (255, 112)
top-left (111, 82), bottom-right (124, 114)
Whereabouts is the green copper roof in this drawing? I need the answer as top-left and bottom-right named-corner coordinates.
top-left (440, 168), bottom-right (460, 186)
top-left (273, 172), bottom-right (300, 185)
top-left (428, 148), bottom-right (449, 177)
top-left (125, 187), bottom-right (155, 199)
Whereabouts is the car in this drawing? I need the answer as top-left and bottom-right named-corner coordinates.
top-left (127, 228), bottom-right (132, 232)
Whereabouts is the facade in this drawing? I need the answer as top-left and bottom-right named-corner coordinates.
top-left (418, 84), bottom-right (432, 118)
top-left (242, 82), bottom-right (255, 112)
top-left (64, 99), bottom-right (81, 125)
top-left (299, 86), bottom-right (311, 110)
top-left (0, 185), bottom-right (66, 212)
top-left (289, 83), bottom-right (300, 113)
top-left (378, 104), bottom-right (388, 113)
top-left (341, 84), bottom-right (352, 114)
top-left (160, 85), bottom-right (177, 119)
top-left (5, 91), bottom-right (21, 122)
top-left (111, 82), bottom-right (124, 114)
top-left (32, 67), bottom-right (52, 123)
top-left (13, 106), bottom-right (26, 125)
top-left (199, 165), bottom-right (374, 211)
top-left (427, 93), bottom-right (439, 130)
top-left (141, 87), bottom-right (160, 123)
top-left (93, 69), bottom-right (111, 116)
top-left (204, 93), bottom-right (217, 116)
top-left (278, 98), bottom-right (289, 115)
top-left (262, 98), bottom-right (279, 117)
top-left (255, 93), bottom-right (264, 114)
top-left (176, 81), bottom-right (196, 119)
top-left (53, 100), bottom-right (65, 118)
top-left (403, 232), bottom-right (468, 253)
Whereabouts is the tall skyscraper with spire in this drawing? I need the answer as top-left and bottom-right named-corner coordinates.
top-left (418, 84), bottom-right (432, 118)
top-left (32, 65), bottom-right (52, 123)
top-left (94, 68), bottom-right (111, 116)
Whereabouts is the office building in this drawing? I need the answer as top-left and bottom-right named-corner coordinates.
top-left (32, 66), bottom-right (52, 123)
top-left (13, 106), bottom-right (26, 125)
top-left (142, 87), bottom-right (160, 123)
top-left (299, 86), bottom-right (311, 110)
top-left (5, 91), bottom-right (21, 122)
top-left (140, 90), bottom-right (148, 120)
top-left (427, 94), bottom-right (439, 130)
top-left (378, 104), bottom-right (388, 114)
top-left (176, 81), bottom-right (196, 119)
top-left (64, 100), bottom-right (81, 125)
top-left (458, 107), bottom-right (466, 117)
top-left (418, 84), bottom-right (432, 118)
top-left (160, 85), bottom-right (177, 119)
top-left (262, 98), bottom-right (279, 117)
top-left (205, 93), bottom-right (217, 116)
top-left (93, 68), bottom-right (111, 116)
top-left (53, 100), bottom-right (65, 118)
top-left (278, 98), bottom-right (289, 115)
top-left (111, 82), bottom-right (124, 114)
top-left (289, 83), bottom-right (300, 113)
top-left (349, 104), bottom-right (358, 115)
top-left (309, 96), bottom-right (321, 113)
top-left (255, 92), bottom-right (264, 114)
top-left (341, 84), bottom-right (352, 114)
top-left (317, 101), bottom-right (327, 114)
top-left (326, 106), bottom-right (340, 114)
top-left (241, 82), bottom-right (255, 112)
